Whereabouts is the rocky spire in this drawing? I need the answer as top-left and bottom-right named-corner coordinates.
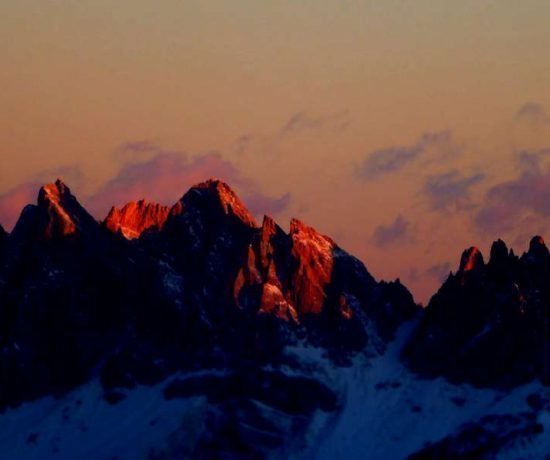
top-left (104, 200), bottom-right (170, 239)
top-left (527, 235), bottom-right (549, 259)
top-left (289, 218), bottom-right (335, 315)
top-left (233, 215), bottom-right (297, 322)
top-left (488, 239), bottom-right (508, 265)
top-left (458, 247), bottom-right (484, 273)
top-left (36, 179), bottom-right (98, 238)
top-left (170, 179), bottom-right (258, 228)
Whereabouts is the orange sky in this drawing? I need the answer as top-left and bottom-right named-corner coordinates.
top-left (1, 1), bottom-right (550, 302)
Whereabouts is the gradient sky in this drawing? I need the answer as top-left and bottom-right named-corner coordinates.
top-left (1, 1), bottom-right (550, 302)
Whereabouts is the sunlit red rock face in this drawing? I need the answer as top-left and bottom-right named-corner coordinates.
top-left (234, 215), bottom-right (297, 322)
top-left (159, 179), bottom-right (260, 315)
top-left (12, 179), bottom-right (99, 240)
top-left (39, 180), bottom-right (79, 237)
top-left (168, 179), bottom-right (257, 228)
top-left (457, 246), bottom-right (485, 285)
top-left (233, 215), bottom-right (370, 324)
top-left (104, 179), bottom-right (257, 239)
top-left (289, 218), bottom-right (335, 315)
top-left (162, 179), bottom-right (258, 264)
top-left (104, 200), bottom-right (170, 239)
top-left (459, 247), bottom-right (484, 273)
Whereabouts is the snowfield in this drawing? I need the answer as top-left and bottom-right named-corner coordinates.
top-left (308, 322), bottom-right (550, 459)
top-left (0, 322), bottom-right (548, 459)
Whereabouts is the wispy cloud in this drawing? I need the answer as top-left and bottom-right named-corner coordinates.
top-left (231, 134), bottom-right (254, 156)
top-left (372, 215), bottom-right (411, 247)
top-left (279, 110), bottom-right (350, 138)
top-left (474, 149), bottom-right (550, 233)
top-left (89, 148), bottom-right (292, 219)
top-left (0, 146), bottom-right (291, 230)
top-left (356, 131), bottom-right (456, 181)
top-left (515, 102), bottom-right (549, 126)
top-left (423, 169), bottom-right (485, 211)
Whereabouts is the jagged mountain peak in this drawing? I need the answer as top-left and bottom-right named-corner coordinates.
top-left (405, 233), bottom-right (550, 387)
top-left (290, 218), bottom-right (336, 246)
top-left (34, 179), bottom-right (98, 238)
top-left (38, 178), bottom-right (70, 201)
top-left (261, 214), bottom-right (278, 233)
top-left (258, 215), bottom-right (286, 257)
top-left (290, 217), bottom-right (318, 236)
top-left (287, 219), bottom-right (336, 315)
top-left (488, 238), bottom-right (509, 265)
top-left (527, 235), bottom-right (549, 258)
top-left (458, 246), bottom-right (484, 272)
top-left (104, 200), bottom-right (170, 239)
top-left (234, 214), bottom-right (295, 321)
top-left (176, 179), bottom-right (258, 228)
top-left (37, 180), bottom-right (78, 236)
top-left (1, 177), bottom-right (548, 458)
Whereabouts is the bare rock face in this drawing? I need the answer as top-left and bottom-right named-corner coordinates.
top-left (233, 216), bottom-right (351, 322)
top-left (168, 179), bottom-right (257, 228)
top-left (233, 216), bottom-right (297, 322)
top-left (454, 246), bottom-right (486, 287)
top-left (525, 235), bottom-right (550, 261)
top-left (160, 179), bottom-right (260, 318)
top-left (35, 179), bottom-right (98, 239)
top-left (7, 180), bottom-right (98, 247)
top-left (39, 181), bottom-right (77, 237)
top-left (459, 246), bottom-right (484, 273)
top-left (163, 179), bottom-right (258, 254)
top-left (489, 239), bottom-right (508, 265)
top-left (104, 200), bottom-right (170, 239)
top-left (231, 213), bottom-right (418, 357)
top-left (404, 236), bottom-right (550, 386)
top-left (289, 218), bottom-right (335, 315)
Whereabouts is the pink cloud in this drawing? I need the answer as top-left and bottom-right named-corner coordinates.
top-left (87, 151), bottom-right (291, 220)
top-left (0, 148), bottom-right (291, 231)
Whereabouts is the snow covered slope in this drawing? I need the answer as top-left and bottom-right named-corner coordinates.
top-left (1, 322), bottom-right (547, 460)
top-left (309, 322), bottom-right (550, 459)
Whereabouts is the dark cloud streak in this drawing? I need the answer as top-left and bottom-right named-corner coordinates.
top-left (423, 170), bottom-right (485, 211)
top-left (515, 102), bottom-right (549, 126)
top-left (474, 149), bottom-right (550, 233)
top-left (279, 111), bottom-right (350, 138)
top-left (372, 215), bottom-right (410, 247)
top-left (356, 131), bottom-right (455, 181)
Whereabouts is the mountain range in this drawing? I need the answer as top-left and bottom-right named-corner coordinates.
top-left (0, 179), bottom-right (548, 459)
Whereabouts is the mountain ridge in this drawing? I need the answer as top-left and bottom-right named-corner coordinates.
top-left (0, 178), bottom-right (417, 407)
top-left (0, 178), bottom-right (548, 458)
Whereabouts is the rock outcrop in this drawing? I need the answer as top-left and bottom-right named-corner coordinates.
top-left (37, 179), bottom-right (98, 238)
top-left (104, 200), bottom-right (170, 239)
top-left (404, 236), bottom-right (550, 386)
